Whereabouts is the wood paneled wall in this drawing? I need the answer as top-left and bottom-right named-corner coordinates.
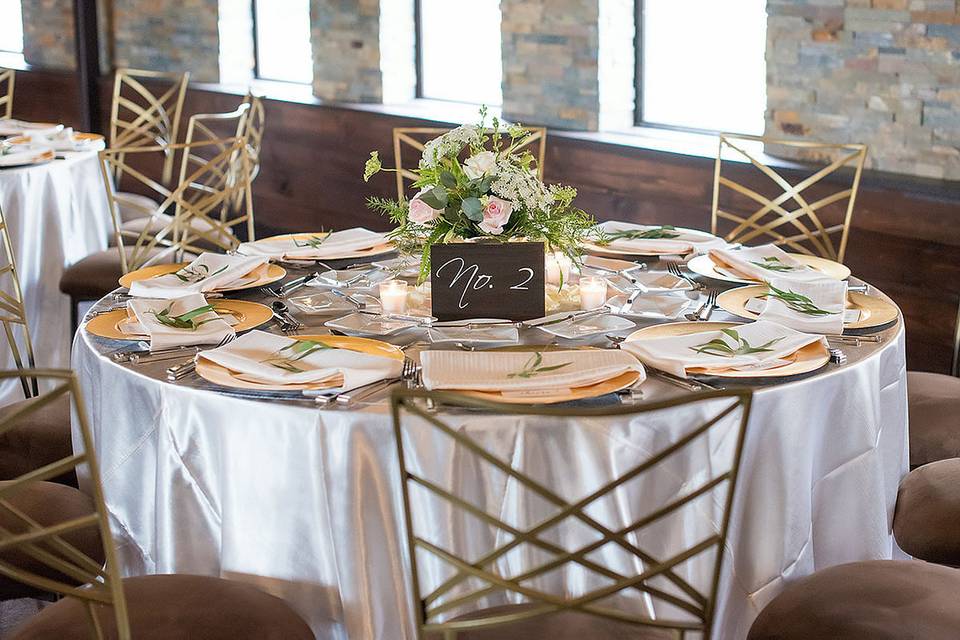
top-left (12, 68), bottom-right (960, 373)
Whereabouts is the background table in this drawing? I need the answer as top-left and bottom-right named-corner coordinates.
top-left (0, 152), bottom-right (111, 404)
top-left (72, 277), bottom-right (908, 640)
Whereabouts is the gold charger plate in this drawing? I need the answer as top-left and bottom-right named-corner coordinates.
top-left (195, 334), bottom-right (404, 392)
top-left (581, 227), bottom-right (719, 257)
top-left (687, 253), bottom-right (851, 283)
top-left (0, 149), bottom-right (55, 168)
top-left (449, 345), bottom-right (642, 405)
top-left (8, 132), bottom-right (104, 145)
top-left (716, 286), bottom-right (899, 330)
top-left (85, 300), bottom-right (273, 340)
top-left (260, 232), bottom-right (395, 261)
top-left (118, 262), bottom-right (286, 291)
top-left (625, 321), bottom-right (830, 379)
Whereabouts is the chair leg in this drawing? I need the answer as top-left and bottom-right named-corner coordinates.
top-left (70, 296), bottom-right (79, 337)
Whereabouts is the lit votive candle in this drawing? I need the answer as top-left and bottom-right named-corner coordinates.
top-left (379, 279), bottom-right (409, 315)
top-left (579, 276), bottom-right (608, 310)
top-left (545, 252), bottom-right (573, 285)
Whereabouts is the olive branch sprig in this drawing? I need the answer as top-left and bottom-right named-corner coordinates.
top-left (595, 225), bottom-right (680, 245)
top-left (260, 339), bottom-right (333, 373)
top-left (150, 303), bottom-right (219, 331)
top-left (293, 234), bottom-right (329, 250)
top-left (171, 263), bottom-right (229, 283)
top-left (749, 256), bottom-right (798, 273)
top-left (506, 352), bottom-right (573, 379)
top-left (761, 284), bottom-right (838, 317)
top-left (688, 328), bottom-right (784, 358)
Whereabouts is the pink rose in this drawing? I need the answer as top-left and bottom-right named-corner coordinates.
top-left (408, 190), bottom-right (441, 224)
top-left (478, 196), bottom-right (512, 235)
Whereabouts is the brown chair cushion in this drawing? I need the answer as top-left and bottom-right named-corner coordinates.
top-left (10, 574), bottom-right (315, 640)
top-left (907, 371), bottom-right (960, 468)
top-left (747, 560), bottom-right (960, 640)
top-left (426, 603), bottom-right (675, 640)
top-left (0, 480), bottom-right (103, 601)
top-left (0, 394), bottom-right (75, 486)
top-left (894, 459), bottom-right (960, 566)
top-left (58, 246), bottom-right (172, 301)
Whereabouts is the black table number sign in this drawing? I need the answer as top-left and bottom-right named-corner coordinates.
top-left (430, 242), bottom-right (546, 322)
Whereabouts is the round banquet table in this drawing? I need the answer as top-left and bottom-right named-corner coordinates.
top-left (71, 266), bottom-right (908, 640)
top-left (0, 151), bottom-right (112, 404)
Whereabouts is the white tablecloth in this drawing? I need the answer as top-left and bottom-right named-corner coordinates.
top-left (0, 152), bottom-right (111, 404)
top-left (72, 310), bottom-right (908, 639)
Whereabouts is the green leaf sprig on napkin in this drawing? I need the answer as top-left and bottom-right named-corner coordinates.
top-left (689, 328), bottom-right (784, 358)
top-left (506, 352), bottom-right (573, 379)
top-left (293, 234), bottom-right (329, 250)
top-left (150, 303), bottom-right (219, 331)
top-left (749, 256), bottom-right (799, 273)
top-left (596, 225), bottom-right (680, 245)
top-left (261, 339), bottom-right (332, 373)
top-left (171, 263), bottom-right (229, 284)
top-left (761, 284), bottom-right (838, 317)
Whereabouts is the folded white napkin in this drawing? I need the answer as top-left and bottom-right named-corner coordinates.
top-left (621, 320), bottom-right (825, 378)
top-left (0, 120), bottom-right (63, 138)
top-left (595, 221), bottom-right (726, 255)
top-left (747, 278), bottom-right (847, 334)
top-left (128, 253), bottom-right (269, 299)
top-left (197, 330), bottom-right (403, 390)
top-left (120, 294), bottom-right (235, 351)
top-left (238, 228), bottom-right (388, 260)
top-left (421, 349), bottom-right (645, 394)
top-left (709, 244), bottom-right (825, 283)
top-left (0, 146), bottom-right (53, 167)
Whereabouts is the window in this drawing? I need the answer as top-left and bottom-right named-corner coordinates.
top-left (637, 0), bottom-right (766, 135)
top-left (417, 0), bottom-right (502, 105)
top-left (0, 0), bottom-right (24, 59)
top-left (253, 0), bottom-right (312, 84)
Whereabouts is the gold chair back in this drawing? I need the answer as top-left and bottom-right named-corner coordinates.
top-left (0, 369), bottom-right (130, 639)
top-left (711, 133), bottom-right (867, 263)
top-left (391, 388), bottom-right (753, 640)
top-left (99, 139), bottom-right (252, 273)
top-left (239, 93), bottom-right (266, 182)
top-left (0, 68), bottom-right (13, 120)
top-left (0, 202), bottom-right (38, 399)
top-left (110, 68), bottom-right (190, 185)
top-left (952, 295), bottom-right (959, 378)
top-left (392, 126), bottom-right (547, 200)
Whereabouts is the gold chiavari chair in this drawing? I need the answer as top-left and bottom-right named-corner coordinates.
top-left (58, 139), bottom-right (251, 328)
top-left (0, 203), bottom-right (76, 488)
top-left (110, 68), bottom-right (190, 186)
top-left (240, 93), bottom-right (266, 182)
top-left (711, 133), bottom-right (867, 263)
top-left (2, 369), bottom-right (315, 639)
top-left (392, 126), bottom-right (547, 200)
top-left (391, 388), bottom-right (753, 640)
top-left (0, 68), bottom-right (14, 120)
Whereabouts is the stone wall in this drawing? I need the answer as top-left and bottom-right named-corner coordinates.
top-left (310, 0), bottom-right (383, 103)
top-left (112, 0), bottom-right (220, 82)
top-left (766, 0), bottom-right (960, 180)
top-left (21, 0), bottom-right (76, 70)
top-left (501, 0), bottom-right (601, 130)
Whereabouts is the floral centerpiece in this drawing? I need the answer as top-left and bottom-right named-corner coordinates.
top-left (362, 108), bottom-right (594, 283)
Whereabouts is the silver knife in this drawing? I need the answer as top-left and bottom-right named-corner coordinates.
top-left (278, 272), bottom-right (321, 297)
top-left (329, 288), bottom-right (367, 309)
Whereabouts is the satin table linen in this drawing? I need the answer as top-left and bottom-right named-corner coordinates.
top-left (0, 151), bottom-right (111, 403)
top-left (72, 289), bottom-right (907, 640)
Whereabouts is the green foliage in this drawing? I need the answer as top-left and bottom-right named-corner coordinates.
top-left (506, 352), bottom-right (573, 379)
top-left (689, 328), bottom-right (784, 358)
top-left (150, 303), bottom-right (218, 331)
top-left (762, 284), bottom-right (837, 316)
top-left (750, 256), bottom-right (798, 273)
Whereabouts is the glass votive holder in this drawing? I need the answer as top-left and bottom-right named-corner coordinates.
top-left (378, 279), bottom-right (409, 315)
top-left (579, 276), bottom-right (608, 310)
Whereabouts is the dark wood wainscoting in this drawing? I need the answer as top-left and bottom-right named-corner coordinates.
top-left (11, 68), bottom-right (960, 373)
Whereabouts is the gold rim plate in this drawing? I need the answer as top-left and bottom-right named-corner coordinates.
top-left (625, 321), bottom-right (830, 379)
top-left (688, 253), bottom-right (851, 283)
top-left (8, 132), bottom-right (104, 145)
top-left (85, 300), bottom-right (273, 341)
top-left (118, 262), bottom-right (286, 290)
top-left (716, 285), bottom-right (898, 330)
top-left (196, 334), bottom-right (404, 392)
top-left (581, 227), bottom-right (720, 257)
top-left (260, 232), bottom-right (395, 260)
top-left (0, 149), bottom-right (55, 168)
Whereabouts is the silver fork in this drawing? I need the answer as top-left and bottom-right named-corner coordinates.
top-left (667, 263), bottom-right (704, 291)
top-left (700, 289), bottom-right (719, 321)
top-left (166, 334), bottom-right (236, 381)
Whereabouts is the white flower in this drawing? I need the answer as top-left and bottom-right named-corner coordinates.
top-left (463, 151), bottom-right (497, 179)
top-left (419, 124), bottom-right (483, 169)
